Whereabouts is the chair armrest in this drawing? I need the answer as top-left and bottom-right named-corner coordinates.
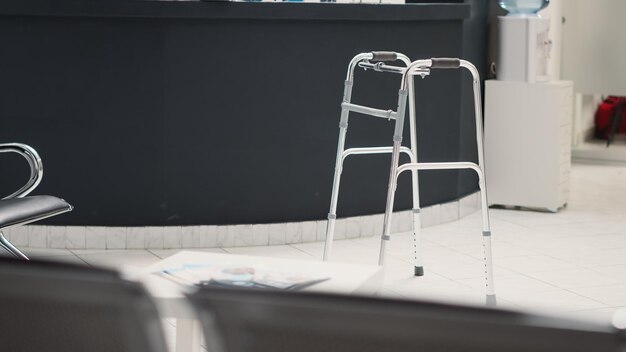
top-left (0, 143), bottom-right (43, 199)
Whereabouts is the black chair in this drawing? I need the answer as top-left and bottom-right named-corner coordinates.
top-left (0, 257), bottom-right (168, 352)
top-left (189, 288), bottom-right (626, 352)
top-left (0, 143), bottom-right (72, 259)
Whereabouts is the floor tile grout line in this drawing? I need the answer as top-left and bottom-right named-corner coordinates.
top-left (585, 266), bottom-right (626, 284)
top-left (74, 254), bottom-right (92, 267)
top-left (287, 244), bottom-right (321, 259)
top-left (558, 288), bottom-right (615, 308)
top-left (67, 249), bottom-right (93, 266)
top-left (524, 271), bottom-right (626, 290)
top-left (505, 269), bottom-right (614, 307)
top-left (147, 249), bottom-right (169, 259)
top-left (560, 283), bottom-right (626, 306)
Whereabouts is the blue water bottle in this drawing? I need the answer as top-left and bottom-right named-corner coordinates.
top-left (498, 0), bottom-right (550, 15)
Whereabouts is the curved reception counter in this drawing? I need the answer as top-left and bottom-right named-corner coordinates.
top-left (0, 0), bottom-right (486, 232)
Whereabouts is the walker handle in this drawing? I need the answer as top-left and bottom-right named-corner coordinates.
top-left (430, 58), bottom-right (461, 69)
top-left (370, 51), bottom-right (398, 62)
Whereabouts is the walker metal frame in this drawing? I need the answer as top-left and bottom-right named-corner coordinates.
top-left (322, 52), bottom-right (496, 305)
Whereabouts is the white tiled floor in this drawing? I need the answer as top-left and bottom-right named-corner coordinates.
top-left (573, 138), bottom-right (626, 164)
top-left (11, 162), bottom-right (626, 326)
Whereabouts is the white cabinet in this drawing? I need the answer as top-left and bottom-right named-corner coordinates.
top-left (484, 80), bottom-right (573, 211)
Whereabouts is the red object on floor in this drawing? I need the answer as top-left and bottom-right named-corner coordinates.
top-left (595, 96), bottom-right (626, 141)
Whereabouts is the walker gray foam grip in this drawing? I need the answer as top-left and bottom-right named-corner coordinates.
top-left (371, 51), bottom-right (397, 62)
top-left (430, 58), bottom-right (461, 69)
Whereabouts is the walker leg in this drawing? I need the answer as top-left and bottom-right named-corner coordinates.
top-left (406, 74), bottom-right (423, 276)
top-left (378, 88), bottom-right (409, 266)
top-left (323, 128), bottom-right (345, 261)
top-left (378, 141), bottom-right (402, 267)
top-left (469, 65), bottom-right (496, 305)
top-left (484, 235), bottom-right (497, 307)
top-left (480, 184), bottom-right (496, 305)
top-left (324, 79), bottom-right (354, 261)
top-left (412, 209), bottom-right (424, 276)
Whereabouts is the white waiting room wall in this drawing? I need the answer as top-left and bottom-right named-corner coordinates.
top-left (560, 0), bottom-right (626, 145)
top-left (561, 0), bottom-right (626, 96)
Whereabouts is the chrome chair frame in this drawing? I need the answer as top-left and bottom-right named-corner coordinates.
top-left (0, 143), bottom-right (43, 200)
top-left (0, 143), bottom-right (73, 259)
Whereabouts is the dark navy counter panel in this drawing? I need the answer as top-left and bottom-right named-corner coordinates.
top-left (0, 1), bottom-right (487, 226)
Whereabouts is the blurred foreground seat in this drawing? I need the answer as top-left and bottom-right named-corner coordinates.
top-left (189, 288), bottom-right (626, 352)
top-left (0, 143), bottom-right (72, 259)
top-left (0, 258), bottom-right (168, 352)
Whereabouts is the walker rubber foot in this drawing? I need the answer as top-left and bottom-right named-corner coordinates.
top-left (414, 266), bottom-right (424, 276)
top-left (486, 295), bottom-right (497, 307)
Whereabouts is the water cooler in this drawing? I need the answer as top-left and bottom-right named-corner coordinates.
top-left (498, 15), bottom-right (551, 82)
top-left (485, 0), bottom-right (574, 211)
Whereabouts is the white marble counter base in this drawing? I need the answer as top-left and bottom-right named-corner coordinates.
top-left (4, 192), bottom-right (481, 250)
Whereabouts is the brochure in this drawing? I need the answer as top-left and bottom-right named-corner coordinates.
top-left (155, 263), bottom-right (329, 291)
